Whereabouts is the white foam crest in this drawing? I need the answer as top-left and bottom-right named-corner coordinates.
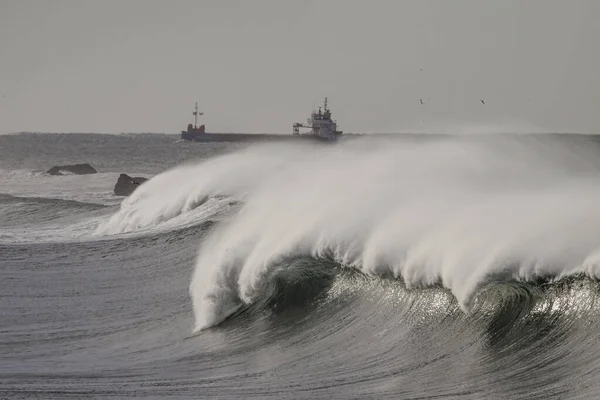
top-left (95, 144), bottom-right (322, 235)
top-left (151, 134), bottom-right (600, 331)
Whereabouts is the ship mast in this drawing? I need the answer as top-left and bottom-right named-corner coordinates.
top-left (193, 101), bottom-right (203, 128)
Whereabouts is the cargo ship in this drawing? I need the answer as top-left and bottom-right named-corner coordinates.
top-left (180, 98), bottom-right (342, 142)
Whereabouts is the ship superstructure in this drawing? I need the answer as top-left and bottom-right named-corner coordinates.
top-left (181, 102), bottom-right (206, 141)
top-left (293, 97), bottom-right (342, 140)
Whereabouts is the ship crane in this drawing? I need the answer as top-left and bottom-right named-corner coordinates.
top-left (293, 97), bottom-right (341, 139)
top-left (293, 112), bottom-right (318, 135)
top-left (293, 121), bottom-right (312, 135)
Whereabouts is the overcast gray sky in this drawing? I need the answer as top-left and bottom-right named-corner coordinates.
top-left (1, 0), bottom-right (599, 134)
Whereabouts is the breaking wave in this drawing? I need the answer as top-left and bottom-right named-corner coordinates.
top-left (97, 135), bottom-right (600, 331)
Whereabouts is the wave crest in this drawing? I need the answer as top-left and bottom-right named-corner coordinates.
top-left (184, 135), bottom-right (600, 330)
top-left (94, 135), bottom-right (600, 330)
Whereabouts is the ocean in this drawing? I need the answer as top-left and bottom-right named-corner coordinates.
top-left (2, 132), bottom-right (600, 399)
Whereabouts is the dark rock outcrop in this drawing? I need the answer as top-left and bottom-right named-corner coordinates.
top-left (114, 174), bottom-right (148, 196)
top-left (47, 163), bottom-right (97, 176)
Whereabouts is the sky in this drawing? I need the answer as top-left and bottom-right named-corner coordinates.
top-left (1, 0), bottom-right (599, 134)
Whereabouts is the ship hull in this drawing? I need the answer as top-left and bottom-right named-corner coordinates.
top-left (181, 132), bottom-right (339, 143)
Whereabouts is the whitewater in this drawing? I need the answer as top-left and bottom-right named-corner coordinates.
top-left (99, 134), bottom-right (600, 329)
top-left (2, 132), bottom-right (600, 399)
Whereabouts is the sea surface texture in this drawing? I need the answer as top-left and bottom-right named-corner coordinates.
top-left (2, 132), bottom-right (600, 399)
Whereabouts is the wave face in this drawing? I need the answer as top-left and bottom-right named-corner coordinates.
top-left (180, 135), bottom-right (600, 330)
top-left (4, 133), bottom-right (600, 399)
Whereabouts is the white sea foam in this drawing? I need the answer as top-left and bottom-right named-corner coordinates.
top-left (94, 134), bottom-right (600, 330)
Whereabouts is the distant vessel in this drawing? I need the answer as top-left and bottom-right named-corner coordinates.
top-left (293, 97), bottom-right (342, 141)
top-left (181, 102), bottom-right (277, 142)
top-left (180, 98), bottom-right (343, 142)
top-left (180, 102), bottom-right (208, 141)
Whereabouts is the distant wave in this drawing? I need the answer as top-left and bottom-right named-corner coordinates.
top-left (0, 193), bottom-right (112, 244)
top-left (0, 193), bottom-right (110, 209)
top-left (0, 193), bottom-right (109, 227)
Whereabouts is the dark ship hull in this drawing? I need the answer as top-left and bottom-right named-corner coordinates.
top-left (181, 131), bottom-right (337, 143)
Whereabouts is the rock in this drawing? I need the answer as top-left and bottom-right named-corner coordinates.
top-left (114, 174), bottom-right (148, 196)
top-left (47, 163), bottom-right (97, 175)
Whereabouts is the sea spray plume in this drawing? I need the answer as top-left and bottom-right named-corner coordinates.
top-left (96, 142), bottom-right (323, 234)
top-left (189, 134), bottom-right (600, 331)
